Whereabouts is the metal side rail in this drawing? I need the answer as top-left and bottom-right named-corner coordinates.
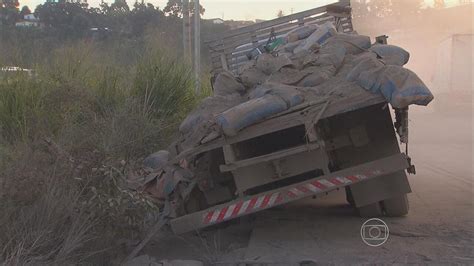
top-left (171, 153), bottom-right (410, 234)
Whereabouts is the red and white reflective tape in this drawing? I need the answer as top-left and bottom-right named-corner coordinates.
top-left (203, 192), bottom-right (282, 225)
top-left (286, 172), bottom-right (379, 199)
top-left (203, 170), bottom-right (382, 225)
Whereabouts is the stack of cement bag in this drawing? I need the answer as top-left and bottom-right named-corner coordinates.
top-left (178, 23), bottom-right (434, 151)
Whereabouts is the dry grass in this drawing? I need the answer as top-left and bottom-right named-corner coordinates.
top-left (0, 37), bottom-right (210, 264)
top-left (0, 146), bottom-right (95, 265)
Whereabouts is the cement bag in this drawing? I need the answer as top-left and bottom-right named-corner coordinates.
top-left (267, 67), bottom-right (311, 85)
top-left (318, 42), bottom-right (347, 70)
top-left (144, 150), bottom-right (169, 170)
top-left (279, 40), bottom-right (303, 53)
top-left (250, 83), bottom-right (304, 107)
top-left (240, 66), bottom-right (268, 89)
top-left (296, 42), bottom-right (346, 87)
top-left (258, 83), bottom-right (305, 107)
top-left (179, 94), bottom-right (242, 135)
top-left (348, 57), bottom-right (434, 108)
top-left (293, 22), bottom-right (337, 54)
top-left (378, 66), bottom-right (434, 108)
top-left (248, 85), bottom-right (271, 99)
top-left (298, 71), bottom-right (330, 87)
top-left (286, 24), bottom-right (319, 43)
top-left (369, 44), bottom-right (410, 66)
top-left (256, 53), bottom-right (293, 75)
top-left (216, 94), bottom-right (288, 136)
top-left (327, 33), bottom-right (371, 55)
top-left (179, 94), bottom-right (242, 149)
top-left (237, 60), bottom-right (256, 75)
top-left (346, 53), bottom-right (385, 93)
top-left (272, 88), bottom-right (304, 107)
top-left (213, 71), bottom-right (247, 96)
top-left (179, 112), bottom-right (204, 134)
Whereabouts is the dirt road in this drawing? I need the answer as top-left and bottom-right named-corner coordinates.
top-left (241, 109), bottom-right (473, 264)
top-left (146, 109), bottom-right (473, 265)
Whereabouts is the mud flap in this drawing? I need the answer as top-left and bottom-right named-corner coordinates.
top-left (348, 170), bottom-right (411, 208)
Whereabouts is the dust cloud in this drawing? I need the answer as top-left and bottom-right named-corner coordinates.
top-left (354, 2), bottom-right (473, 205)
top-left (240, 6), bottom-right (474, 263)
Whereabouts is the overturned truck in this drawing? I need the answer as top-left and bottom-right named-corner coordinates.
top-left (141, 1), bottom-right (434, 234)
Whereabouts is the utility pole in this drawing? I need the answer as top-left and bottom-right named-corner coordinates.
top-left (182, 0), bottom-right (191, 63)
top-left (194, 0), bottom-right (201, 93)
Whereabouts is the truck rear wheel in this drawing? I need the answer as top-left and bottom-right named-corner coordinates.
top-left (357, 202), bottom-right (383, 217)
top-left (382, 194), bottom-right (409, 217)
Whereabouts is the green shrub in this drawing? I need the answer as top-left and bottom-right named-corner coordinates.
top-left (0, 75), bottom-right (49, 143)
top-left (132, 49), bottom-right (196, 122)
top-left (0, 37), bottom-right (204, 264)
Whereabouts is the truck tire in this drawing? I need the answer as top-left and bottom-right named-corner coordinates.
top-left (382, 194), bottom-right (409, 217)
top-left (357, 202), bottom-right (383, 217)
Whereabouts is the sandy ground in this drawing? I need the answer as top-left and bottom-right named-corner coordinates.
top-left (144, 107), bottom-right (473, 265)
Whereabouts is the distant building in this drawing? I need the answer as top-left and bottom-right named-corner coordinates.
top-left (207, 18), bottom-right (224, 24)
top-left (23, 14), bottom-right (38, 21)
top-left (87, 27), bottom-right (112, 41)
top-left (46, 0), bottom-right (87, 3)
top-left (67, 0), bottom-right (87, 4)
top-left (15, 14), bottom-right (43, 28)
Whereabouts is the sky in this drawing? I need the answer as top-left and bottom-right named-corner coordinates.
top-left (18, 0), bottom-right (460, 21)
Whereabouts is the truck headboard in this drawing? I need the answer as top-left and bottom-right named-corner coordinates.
top-left (205, 0), bottom-right (353, 75)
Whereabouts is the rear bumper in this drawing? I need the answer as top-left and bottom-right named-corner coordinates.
top-left (170, 153), bottom-right (409, 234)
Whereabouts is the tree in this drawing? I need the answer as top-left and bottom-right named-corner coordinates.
top-left (110, 0), bottom-right (130, 14)
top-left (129, 2), bottom-right (164, 36)
top-left (99, 2), bottom-right (111, 14)
top-left (276, 10), bottom-right (284, 18)
top-left (1, 0), bottom-right (19, 10)
top-left (20, 5), bottom-right (31, 16)
top-left (0, 0), bottom-right (20, 25)
top-left (163, 0), bottom-right (204, 18)
top-left (35, 2), bottom-right (92, 37)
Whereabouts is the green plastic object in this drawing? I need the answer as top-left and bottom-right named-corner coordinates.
top-left (266, 37), bottom-right (286, 52)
